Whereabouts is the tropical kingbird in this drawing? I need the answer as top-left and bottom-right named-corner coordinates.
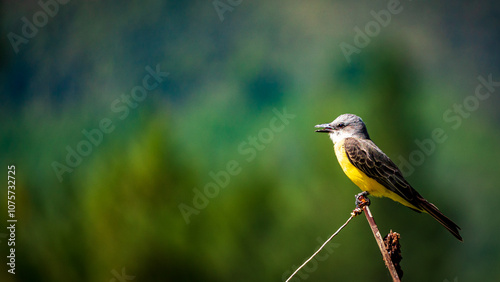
top-left (315, 114), bottom-right (462, 241)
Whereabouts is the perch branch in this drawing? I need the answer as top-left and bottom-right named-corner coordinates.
top-left (357, 192), bottom-right (401, 282)
top-left (286, 193), bottom-right (403, 282)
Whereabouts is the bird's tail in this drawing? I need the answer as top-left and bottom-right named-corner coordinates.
top-left (419, 198), bottom-right (463, 241)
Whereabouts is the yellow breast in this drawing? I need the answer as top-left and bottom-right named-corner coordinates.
top-left (334, 140), bottom-right (381, 195)
top-left (333, 139), bottom-right (417, 209)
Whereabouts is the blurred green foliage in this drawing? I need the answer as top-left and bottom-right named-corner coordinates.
top-left (1, 0), bottom-right (500, 281)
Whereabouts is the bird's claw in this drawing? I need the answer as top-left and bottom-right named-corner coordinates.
top-left (355, 191), bottom-right (371, 208)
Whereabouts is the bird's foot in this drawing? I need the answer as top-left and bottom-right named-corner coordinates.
top-left (355, 191), bottom-right (370, 209)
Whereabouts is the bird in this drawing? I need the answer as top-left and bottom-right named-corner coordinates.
top-left (315, 113), bottom-right (462, 241)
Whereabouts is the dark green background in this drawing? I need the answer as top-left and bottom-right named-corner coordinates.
top-left (1, 0), bottom-right (499, 281)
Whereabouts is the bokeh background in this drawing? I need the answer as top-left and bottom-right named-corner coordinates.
top-left (1, 0), bottom-right (500, 281)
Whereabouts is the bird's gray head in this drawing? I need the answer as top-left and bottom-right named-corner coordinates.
top-left (315, 114), bottom-right (370, 144)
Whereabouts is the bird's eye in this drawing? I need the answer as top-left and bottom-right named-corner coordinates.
top-left (337, 123), bottom-right (345, 128)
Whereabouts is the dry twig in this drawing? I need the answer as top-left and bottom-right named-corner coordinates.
top-left (384, 231), bottom-right (403, 279)
top-left (357, 192), bottom-right (401, 282)
top-left (286, 192), bottom-right (403, 282)
top-left (284, 207), bottom-right (362, 282)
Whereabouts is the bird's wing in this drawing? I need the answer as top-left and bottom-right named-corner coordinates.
top-left (343, 137), bottom-right (463, 241)
top-left (343, 137), bottom-right (421, 208)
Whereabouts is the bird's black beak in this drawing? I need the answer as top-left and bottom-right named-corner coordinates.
top-left (315, 123), bottom-right (334, 133)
